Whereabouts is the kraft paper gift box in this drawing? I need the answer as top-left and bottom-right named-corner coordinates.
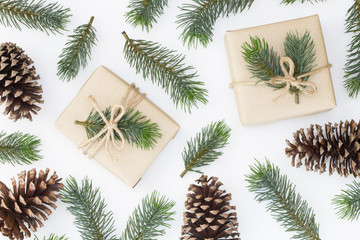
top-left (55, 66), bottom-right (180, 188)
top-left (225, 15), bottom-right (336, 126)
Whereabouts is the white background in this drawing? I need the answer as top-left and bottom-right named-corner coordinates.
top-left (0, 0), bottom-right (357, 239)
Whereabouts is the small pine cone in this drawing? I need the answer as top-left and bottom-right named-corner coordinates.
top-left (0, 169), bottom-right (63, 240)
top-left (285, 120), bottom-right (360, 177)
top-left (180, 175), bottom-right (240, 240)
top-left (0, 42), bottom-right (44, 121)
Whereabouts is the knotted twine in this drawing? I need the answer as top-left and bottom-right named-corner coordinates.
top-left (79, 83), bottom-right (146, 162)
top-left (230, 56), bottom-right (332, 102)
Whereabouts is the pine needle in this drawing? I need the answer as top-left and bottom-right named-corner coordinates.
top-left (176, 0), bottom-right (254, 48)
top-left (332, 181), bottom-right (360, 221)
top-left (344, 0), bottom-right (360, 98)
top-left (280, 0), bottom-right (325, 4)
top-left (119, 190), bottom-right (176, 240)
top-left (0, 131), bottom-right (41, 166)
top-left (0, 0), bottom-right (71, 34)
top-left (75, 107), bottom-right (162, 150)
top-left (60, 176), bottom-right (117, 240)
top-left (246, 160), bottom-right (321, 240)
top-left (125, 0), bottom-right (168, 32)
top-left (34, 234), bottom-right (68, 240)
top-left (122, 31), bottom-right (208, 112)
top-left (57, 16), bottom-right (97, 82)
top-left (180, 120), bottom-right (231, 178)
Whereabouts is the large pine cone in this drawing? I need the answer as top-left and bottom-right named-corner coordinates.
top-left (180, 175), bottom-right (240, 240)
top-left (0, 42), bottom-right (43, 121)
top-left (0, 169), bottom-right (63, 240)
top-left (286, 120), bottom-right (360, 177)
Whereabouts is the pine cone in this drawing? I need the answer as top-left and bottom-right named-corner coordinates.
top-left (285, 120), bottom-right (360, 177)
top-left (0, 169), bottom-right (63, 240)
top-left (180, 175), bottom-right (240, 240)
top-left (0, 42), bottom-right (44, 121)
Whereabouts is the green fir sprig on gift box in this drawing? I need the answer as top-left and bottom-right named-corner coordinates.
top-left (125, 0), bottom-right (168, 32)
top-left (0, 0), bottom-right (71, 34)
top-left (344, 0), bottom-right (360, 98)
top-left (242, 36), bottom-right (282, 82)
top-left (57, 16), bottom-right (97, 82)
top-left (34, 234), bottom-right (68, 240)
top-left (61, 176), bottom-right (117, 240)
top-left (119, 191), bottom-right (176, 240)
top-left (332, 181), bottom-right (360, 221)
top-left (176, 0), bottom-right (254, 48)
top-left (246, 160), bottom-right (321, 240)
top-left (242, 30), bottom-right (317, 104)
top-left (180, 120), bottom-right (231, 178)
top-left (75, 107), bottom-right (161, 150)
top-left (0, 131), bottom-right (41, 166)
top-left (122, 31), bottom-right (208, 112)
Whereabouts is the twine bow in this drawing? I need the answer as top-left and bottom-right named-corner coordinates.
top-left (79, 83), bottom-right (146, 162)
top-left (230, 56), bottom-right (332, 103)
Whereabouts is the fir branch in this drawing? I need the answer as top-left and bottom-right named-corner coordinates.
top-left (246, 160), bottom-right (321, 240)
top-left (284, 30), bottom-right (316, 103)
top-left (284, 31), bottom-right (316, 80)
top-left (0, 131), bottom-right (41, 166)
top-left (122, 31), bottom-right (208, 112)
top-left (344, 0), bottom-right (360, 98)
top-left (332, 181), bottom-right (360, 221)
top-left (75, 107), bottom-right (162, 150)
top-left (125, 0), bottom-right (168, 32)
top-left (180, 120), bottom-right (231, 178)
top-left (119, 190), bottom-right (176, 240)
top-left (242, 36), bottom-right (282, 83)
top-left (0, 0), bottom-right (71, 34)
top-left (60, 176), bottom-right (117, 240)
top-left (280, 0), bottom-right (325, 4)
top-left (242, 31), bottom-right (317, 104)
top-left (176, 0), bottom-right (254, 48)
top-left (57, 16), bottom-right (97, 81)
top-left (34, 234), bottom-right (68, 240)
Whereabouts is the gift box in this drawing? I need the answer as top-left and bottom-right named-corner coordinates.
top-left (225, 15), bottom-right (336, 126)
top-left (55, 66), bottom-right (180, 187)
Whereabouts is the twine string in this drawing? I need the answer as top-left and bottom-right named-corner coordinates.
top-left (79, 83), bottom-right (146, 162)
top-left (230, 56), bottom-right (332, 102)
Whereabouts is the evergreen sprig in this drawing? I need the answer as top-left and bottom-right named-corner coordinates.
top-left (60, 176), bottom-right (117, 240)
top-left (0, 131), bottom-right (41, 166)
top-left (344, 0), bottom-right (360, 98)
top-left (57, 16), bottom-right (97, 81)
top-left (0, 0), bottom-right (71, 34)
top-left (180, 120), bottom-right (231, 178)
top-left (176, 0), bottom-right (254, 48)
top-left (61, 177), bottom-right (176, 240)
top-left (125, 0), bottom-right (168, 32)
top-left (119, 191), bottom-right (176, 240)
top-left (242, 36), bottom-right (282, 83)
top-left (246, 160), bottom-right (321, 240)
top-left (122, 31), bottom-right (208, 112)
top-left (284, 31), bottom-right (316, 81)
top-left (280, 0), bottom-right (325, 4)
top-left (34, 234), bottom-right (68, 240)
top-left (75, 107), bottom-right (162, 150)
top-left (242, 31), bottom-right (316, 104)
top-left (332, 181), bottom-right (360, 221)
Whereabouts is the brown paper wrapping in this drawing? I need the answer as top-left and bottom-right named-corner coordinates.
top-left (225, 15), bottom-right (336, 126)
top-left (55, 66), bottom-right (180, 188)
